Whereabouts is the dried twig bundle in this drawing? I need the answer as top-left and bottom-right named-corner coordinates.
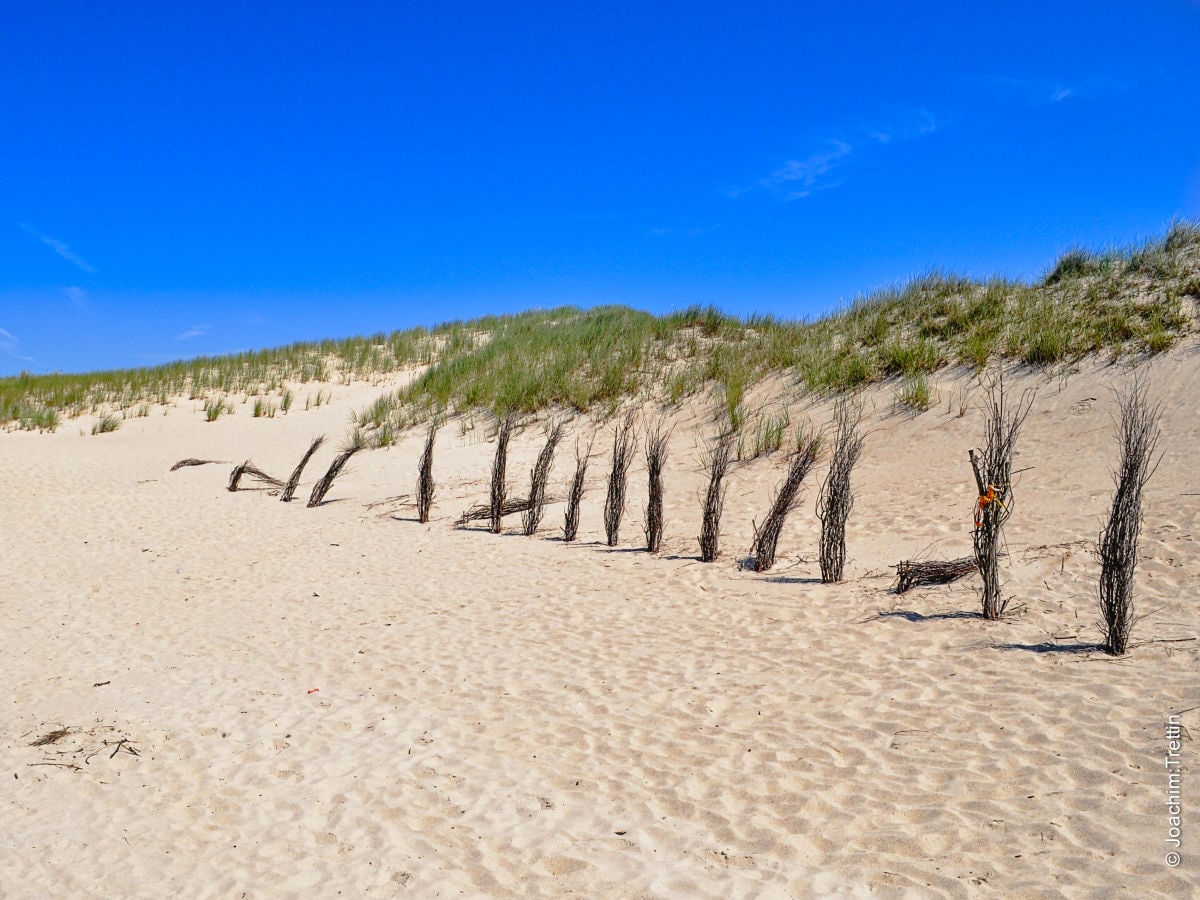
top-left (893, 556), bottom-right (980, 593)
top-left (750, 437), bottom-right (819, 572)
top-left (698, 430), bottom-right (734, 562)
top-left (490, 413), bottom-right (516, 533)
top-left (970, 373), bottom-right (1034, 619)
top-left (417, 421), bottom-right (440, 523)
top-left (307, 431), bottom-right (366, 507)
top-left (522, 420), bottom-right (566, 536)
top-left (458, 495), bottom-right (561, 525)
top-left (1097, 377), bottom-right (1162, 655)
top-left (563, 433), bottom-right (595, 542)
top-left (170, 458), bottom-right (223, 471)
top-left (228, 460), bottom-right (284, 492)
top-left (603, 409), bottom-right (638, 546)
top-left (643, 417), bottom-right (672, 553)
top-left (280, 435), bottom-right (326, 502)
top-left (817, 399), bottom-right (866, 583)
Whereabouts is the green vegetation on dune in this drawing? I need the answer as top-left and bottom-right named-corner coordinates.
top-left (3, 222), bottom-right (1198, 433)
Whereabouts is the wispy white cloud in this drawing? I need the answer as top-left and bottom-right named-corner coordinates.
top-left (19, 223), bottom-right (97, 273)
top-left (745, 107), bottom-right (937, 202)
top-left (762, 140), bottom-right (853, 200)
top-left (0, 327), bottom-right (34, 363)
top-left (64, 286), bottom-right (89, 309)
top-left (990, 74), bottom-right (1133, 105)
top-left (176, 325), bottom-right (210, 341)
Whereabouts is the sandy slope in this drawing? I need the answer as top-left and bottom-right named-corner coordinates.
top-left (2, 349), bottom-right (1198, 898)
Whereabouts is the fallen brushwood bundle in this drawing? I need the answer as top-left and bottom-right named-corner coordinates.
top-left (228, 461), bottom-right (285, 492)
top-left (171, 458), bottom-right (224, 471)
top-left (893, 556), bottom-right (987, 593)
top-left (458, 495), bottom-right (559, 526)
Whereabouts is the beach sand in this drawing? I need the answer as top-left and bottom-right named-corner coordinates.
top-left (3, 350), bottom-right (1198, 897)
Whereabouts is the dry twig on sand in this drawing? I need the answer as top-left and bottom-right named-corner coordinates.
top-left (280, 435), bottom-right (326, 502)
top-left (1097, 376), bottom-right (1162, 655)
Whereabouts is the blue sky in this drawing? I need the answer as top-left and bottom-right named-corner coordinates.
top-left (3, 1), bottom-right (1199, 376)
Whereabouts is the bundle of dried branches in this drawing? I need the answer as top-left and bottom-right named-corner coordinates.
top-left (228, 460), bottom-right (284, 492)
top-left (523, 420), bottom-right (566, 536)
top-left (280, 435), bottom-right (326, 502)
top-left (1097, 377), bottom-right (1162, 655)
top-left (817, 399), bottom-right (866, 583)
top-left (643, 417), bottom-right (672, 553)
top-left (563, 433), bottom-right (595, 542)
top-left (307, 431), bottom-right (366, 507)
top-left (458, 495), bottom-right (561, 525)
top-left (698, 430), bottom-right (734, 562)
top-left (603, 409), bottom-right (638, 547)
top-left (170, 458), bottom-right (223, 471)
top-left (970, 373), bottom-right (1034, 619)
top-left (417, 421), bottom-right (440, 523)
top-left (894, 556), bottom-right (980, 593)
top-left (750, 437), bottom-right (819, 572)
top-left (490, 413), bottom-right (516, 534)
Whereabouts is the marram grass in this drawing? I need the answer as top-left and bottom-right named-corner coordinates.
top-left (2, 222), bottom-right (1198, 432)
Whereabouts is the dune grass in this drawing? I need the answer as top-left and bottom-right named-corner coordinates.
top-left (2, 223), bottom-right (1197, 431)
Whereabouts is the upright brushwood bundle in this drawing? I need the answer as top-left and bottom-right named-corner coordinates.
top-left (603, 409), bottom-right (639, 547)
top-left (523, 420), bottom-right (566, 536)
top-left (1097, 377), bottom-right (1162, 655)
top-left (280, 435), bottom-right (326, 502)
top-left (969, 374), bottom-right (1034, 619)
top-left (490, 413), bottom-right (516, 534)
top-left (750, 435), bottom-right (820, 572)
top-left (563, 433), bottom-right (594, 542)
top-left (698, 430), bottom-right (734, 562)
top-left (816, 399), bottom-right (865, 583)
top-left (643, 417), bottom-right (672, 553)
top-left (308, 430), bottom-right (366, 507)
top-left (416, 421), bottom-right (440, 523)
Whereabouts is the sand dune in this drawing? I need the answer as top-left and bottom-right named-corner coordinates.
top-left (3, 350), bottom-right (1198, 897)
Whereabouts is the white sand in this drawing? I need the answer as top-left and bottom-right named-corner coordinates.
top-left (2, 351), bottom-right (1198, 897)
